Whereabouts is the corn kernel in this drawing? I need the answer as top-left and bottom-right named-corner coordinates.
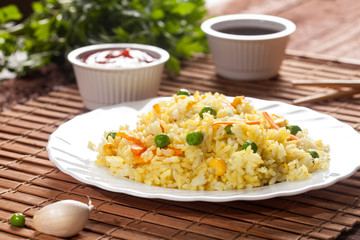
top-left (103, 143), bottom-right (117, 156)
top-left (209, 158), bottom-right (226, 176)
top-left (231, 96), bottom-right (243, 108)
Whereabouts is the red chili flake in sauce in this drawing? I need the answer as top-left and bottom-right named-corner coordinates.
top-left (105, 48), bottom-right (133, 59)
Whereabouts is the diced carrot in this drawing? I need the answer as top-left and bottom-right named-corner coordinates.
top-left (160, 124), bottom-right (164, 133)
top-left (211, 121), bottom-right (236, 126)
top-left (153, 103), bottom-right (161, 115)
top-left (167, 147), bottom-right (183, 156)
top-left (133, 154), bottom-right (147, 164)
top-left (289, 134), bottom-right (299, 140)
top-left (115, 131), bottom-right (152, 163)
top-left (116, 131), bottom-right (145, 147)
top-left (244, 120), bottom-right (261, 125)
top-left (130, 144), bottom-right (147, 155)
top-left (211, 120), bottom-right (260, 126)
top-left (152, 150), bottom-right (157, 156)
top-left (263, 112), bottom-right (298, 140)
top-left (153, 147), bottom-right (183, 157)
top-left (262, 112), bottom-right (280, 130)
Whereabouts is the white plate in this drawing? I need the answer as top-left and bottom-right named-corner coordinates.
top-left (47, 97), bottom-right (360, 202)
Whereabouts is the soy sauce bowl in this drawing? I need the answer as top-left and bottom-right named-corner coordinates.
top-left (67, 43), bottom-right (169, 110)
top-left (201, 14), bottom-right (296, 81)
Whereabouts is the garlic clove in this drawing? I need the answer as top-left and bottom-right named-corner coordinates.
top-left (33, 199), bottom-right (93, 238)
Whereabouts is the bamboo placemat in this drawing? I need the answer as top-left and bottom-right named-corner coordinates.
top-left (0, 53), bottom-right (359, 239)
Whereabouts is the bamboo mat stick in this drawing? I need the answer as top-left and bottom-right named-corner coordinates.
top-left (292, 79), bottom-right (360, 88)
top-left (293, 89), bottom-right (360, 104)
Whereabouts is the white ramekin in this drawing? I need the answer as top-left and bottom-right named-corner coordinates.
top-left (67, 43), bottom-right (169, 110)
top-left (201, 14), bottom-right (296, 81)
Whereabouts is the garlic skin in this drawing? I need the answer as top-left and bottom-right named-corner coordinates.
top-left (33, 199), bottom-right (93, 238)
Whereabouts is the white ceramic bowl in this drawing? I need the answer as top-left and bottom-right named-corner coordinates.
top-left (201, 14), bottom-right (296, 81)
top-left (67, 43), bottom-right (169, 110)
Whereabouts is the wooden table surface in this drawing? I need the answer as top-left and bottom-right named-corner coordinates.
top-left (0, 1), bottom-right (359, 239)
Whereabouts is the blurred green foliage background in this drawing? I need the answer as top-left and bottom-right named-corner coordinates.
top-left (0, 0), bottom-right (209, 76)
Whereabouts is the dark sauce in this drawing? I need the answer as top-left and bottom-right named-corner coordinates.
top-left (218, 27), bottom-right (279, 36)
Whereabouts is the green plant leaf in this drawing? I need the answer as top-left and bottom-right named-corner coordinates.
top-left (32, 2), bottom-right (46, 13)
top-left (175, 36), bottom-right (205, 58)
top-left (151, 9), bottom-right (164, 20)
top-left (164, 20), bottom-right (181, 34)
top-left (0, 5), bottom-right (22, 24)
top-left (166, 55), bottom-right (181, 74)
top-left (171, 2), bottom-right (196, 16)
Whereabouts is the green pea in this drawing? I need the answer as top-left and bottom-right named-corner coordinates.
top-left (307, 150), bottom-right (319, 159)
top-left (176, 89), bottom-right (190, 96)
top-left (225, 125), bottom-right (234, 135)
top-left (241, 141), bottom-right (258, 153)
top-left (199, 106), bottom-right (216, 118)
top-left (106, 131), bottom-right (117, 140)
top-left (286, 125), bottom-right (302, 135)
top-left (186, 132), bottom-right (203, 146)
top-left (10, 213), bottom-right (25, 227)
top-left (155, 133), bottom-right (170, 148)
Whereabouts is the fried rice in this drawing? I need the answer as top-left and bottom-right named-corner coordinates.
top-left (94, 91), bottom-right (330, 190)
